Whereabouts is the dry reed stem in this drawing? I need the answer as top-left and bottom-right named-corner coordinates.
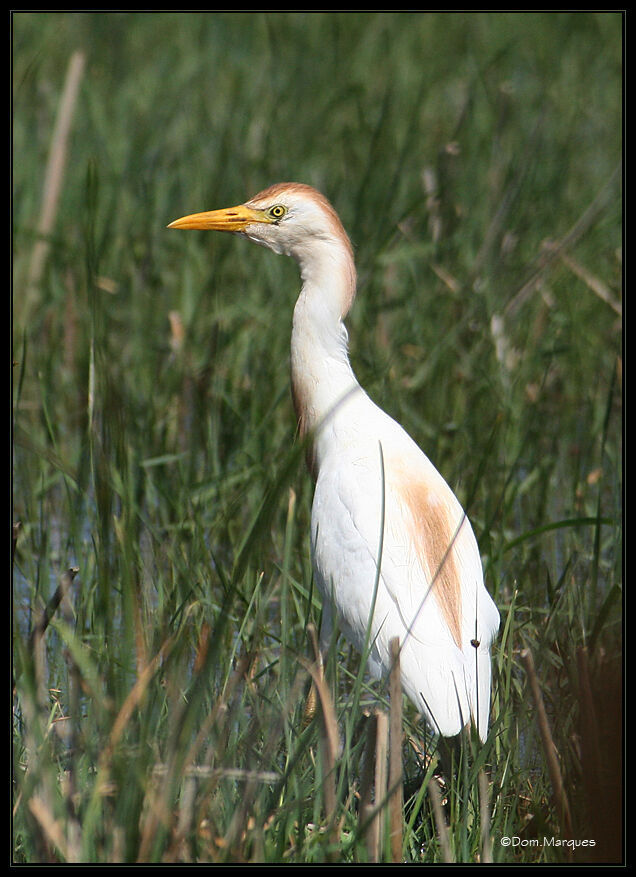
top-left (360, 710), bottom-right (389, 862)
top-left (27, 795), bottom-right (69, 862)
top-left (521, 648), bottom-right (573, 844)
top-left (151, 652), bottom-right (257, 862)
top-left (555, 248), bottom-right (622, 316)
top-left (12, 521), bottom-right (21, 566)
top-left (152, 765), bottom-right (280, 782)
top-left (24, 51), bottom-right (85, 319)
top-left (374, 712), bottom-right (389, 857)
top-left (306, 624), bottom-right (340, 860)
top-left (478, 769), bottom-right (493, 863)
top-left (505, 165), bottom-right (620, 317)
top-left (106, 638), bottom-right (174, 761)
top-left (427, 776), bottom-right (454, 863)
top-left (22, 566), bottom-right (82, 865)
top-left (359, 713), bottom-right (378, 861)
top-left (184, 651), bottom-right (254, 772)
top-left (388, 637), bottom-right (403, 863)
top-left (138, 651), bottom-right (257, 863)
top-left (219, 667), bottom-right (310, 861)
top-left (29, 567), bottom-right (80, 650)
top-left (306, 625), bottom-right (340, 762)
top-left (59, 571), bottom-right (82, 863)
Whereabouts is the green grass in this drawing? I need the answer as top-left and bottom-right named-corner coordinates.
top-left (12, 11), bottom-right (622, 864)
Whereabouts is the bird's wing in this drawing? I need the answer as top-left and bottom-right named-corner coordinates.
top-left (381, 443), bottom-right (500, 739)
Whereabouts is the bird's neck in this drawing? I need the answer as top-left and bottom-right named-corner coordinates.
top-left (290, 242), bottom-right (360, 468)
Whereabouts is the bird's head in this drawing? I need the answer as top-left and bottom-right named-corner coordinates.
top-left (168, 182), bottom-right (353, 264)
top-left (169, 182), bottom-right (357, 319)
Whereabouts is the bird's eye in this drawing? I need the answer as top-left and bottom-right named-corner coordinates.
top-left (268, 205), bottom-right (287, 221)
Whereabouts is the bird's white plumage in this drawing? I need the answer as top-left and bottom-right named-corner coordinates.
top-left (308, 385), bottom-right (499, 739)
top-left (168, 182), bottom-right (500, 742)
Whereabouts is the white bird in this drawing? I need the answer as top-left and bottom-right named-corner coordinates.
top-left (168, 183), bottom-right (500, 742)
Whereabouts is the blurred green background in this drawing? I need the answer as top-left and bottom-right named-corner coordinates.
top-left (13, 12), bottom-right (622, 864)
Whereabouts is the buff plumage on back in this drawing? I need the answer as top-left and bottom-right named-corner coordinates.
top-left (394, 470), bottom-right (464, 649)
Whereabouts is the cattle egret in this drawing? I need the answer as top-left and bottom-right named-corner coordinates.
top-left (168, 183), bottom-right (500, 741)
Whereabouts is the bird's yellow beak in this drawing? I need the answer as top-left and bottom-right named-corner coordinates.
top-left (167, 204), bottom-right (266, 232)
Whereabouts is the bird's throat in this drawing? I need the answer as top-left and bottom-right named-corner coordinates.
top-left (290, 283), bottom-right (360, 467)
